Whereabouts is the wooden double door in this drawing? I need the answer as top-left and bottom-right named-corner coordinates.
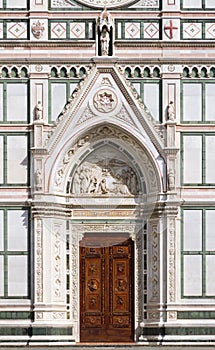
top-left (80, 233), bottom-right (134, 343)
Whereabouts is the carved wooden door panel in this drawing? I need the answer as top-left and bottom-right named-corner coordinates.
top-left (80, 235), bottom-right (134, 342)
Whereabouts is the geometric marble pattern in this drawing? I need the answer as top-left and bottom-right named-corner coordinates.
top-left (52, 0), bottom-right (77, 6)
top-left (205, 23), bottom-right (215, 39)
top-left (51, 22), bottom-right (67, 39)
top-left (130, 0), bottom-right (158, 7)
top-left (51, 0), bottom-right (82, 8)
top-left (125, 22), bottom-right (140, 39)
top-left (7, 22), bottom-right (27, 39)
top-left (140, 0), bottom-right (158, 5)
top-left (144, 23), bottom-right (159, 39)
top-left (183, 23), bottom-right (202, 39)
top-left (70, 22), bottom-right (85, 39)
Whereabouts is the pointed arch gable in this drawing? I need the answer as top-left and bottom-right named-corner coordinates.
top-left (45, 65), bottom-right (164, 157)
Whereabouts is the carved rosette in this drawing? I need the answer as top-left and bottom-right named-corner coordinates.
top-left (93, 89), bottom-right (117, 113)
top-left (35, 312), bottom-right (43, 320)
top-left (168, 311), bottom-right (177, 321)
top-left (35, 218), bottom-right (43, 303)
top-left (89, 88), bottom-right (121, 117)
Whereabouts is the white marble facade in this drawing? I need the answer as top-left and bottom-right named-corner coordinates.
top-left (0, 0), bottom-right (215, 346)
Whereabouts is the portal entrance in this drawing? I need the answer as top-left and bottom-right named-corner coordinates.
top-left (80, 233), bottom-right (134, 342)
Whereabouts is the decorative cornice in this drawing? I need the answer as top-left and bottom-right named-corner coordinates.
top-left (164, 147), bottom-right (179, 156)
top-left (0, 40), bottom-right (95, 48)
top-left (0, 57), bottom-right (215, 66)
top-left (31, 148), bottom-right (48, 155)
top-left (0, 40), bottom-right (215, 49)
top-left (115, 40), bottom-right (215, 48)
top-left (32, 202), bottom-right (71, 217)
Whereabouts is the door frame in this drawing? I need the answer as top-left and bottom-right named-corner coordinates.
top-left (71, 222), bottom-right (142, 343)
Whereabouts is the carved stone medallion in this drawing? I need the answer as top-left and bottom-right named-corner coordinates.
top-left (93, 89), bottom-right (117, 114)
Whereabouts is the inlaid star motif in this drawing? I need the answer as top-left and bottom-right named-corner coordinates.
top-left (93, 89), bottom-right (117, 113)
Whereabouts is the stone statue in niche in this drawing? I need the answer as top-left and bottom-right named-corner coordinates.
top-left (100, 28), bottom-right (110, 56)
top-left (71, 159), bottom-right (139, 196)
top-left (35, 101), bottom-right (43, 120)
top-left (167, 101), bottom-right (175, 121)
top-left (35, 169), bottom-right (42, 191)
top-left (168, 168), bottom-right (175, 191)
top-left (97, 8), bottom-right (113, 56)
top-left (55, 168), bottom-right (64, 186)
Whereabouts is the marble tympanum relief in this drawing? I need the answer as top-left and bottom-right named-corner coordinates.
top-left (70, 145), bottom-right (141, 196)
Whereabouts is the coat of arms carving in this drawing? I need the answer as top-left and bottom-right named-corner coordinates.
top-left (31, 20), bottom-right (45, 39)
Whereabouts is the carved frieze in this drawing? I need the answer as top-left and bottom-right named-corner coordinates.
top-left (35, 218), bottom-right (43, 303)
top-left (148, 221), bottom-right (159, 303)
top-left (53, 224), bottom-right (62, 300)
top-left (168, 218), bottom-right (176, 303)
top-left (136, 229), bottom-right (144, 322)
top-left (71, 230), bottom-right (79, 320)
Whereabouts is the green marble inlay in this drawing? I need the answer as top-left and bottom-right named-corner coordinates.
top-left (33, 327), bottom-right (73, 336)
top-left (0, 328), bottom-right (28, 336)
top-left (178, 311), bottom-right (215, 319)
top-left (142, 327), bottom-right (215, 337)
top-left (0, 311), bottom-right (32, 319)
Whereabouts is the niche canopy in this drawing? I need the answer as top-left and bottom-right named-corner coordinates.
top-left (75, 0), bottom-right (136, 8)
